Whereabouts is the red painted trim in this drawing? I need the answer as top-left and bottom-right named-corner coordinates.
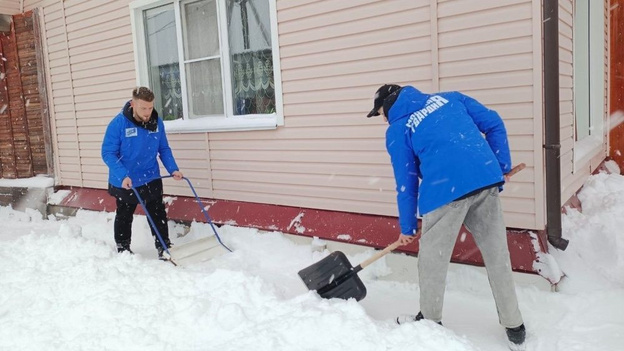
top-left (57, 186), bottom-right (542, 274)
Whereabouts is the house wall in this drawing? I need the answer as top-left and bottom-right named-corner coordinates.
top-left (559, 0), bottom-right (610, 203)
top-left (0, 0), bottom-right (20, 15)
top-left (27, 0), bottom-right (545, 230)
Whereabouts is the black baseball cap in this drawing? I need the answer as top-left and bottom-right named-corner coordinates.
top-left (366, 84), bottom-right (402, 117)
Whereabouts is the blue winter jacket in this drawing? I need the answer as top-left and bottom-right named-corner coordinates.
top-left (101, 101), bottom-right (179, 188)
top-left (385, 86), bottom-right (511, 235)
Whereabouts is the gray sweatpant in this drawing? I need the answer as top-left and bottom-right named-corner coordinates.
top-left (418, 186), bottom-right (523, 328)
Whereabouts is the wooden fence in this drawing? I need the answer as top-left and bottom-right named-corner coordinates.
top-left (0, 10), bottom-right (49, 179)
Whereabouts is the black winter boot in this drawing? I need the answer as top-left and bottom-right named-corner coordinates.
top-left (116, 242), bottom-right (133, 254)
top-left (396, 311), bottom-right (442, 326)
top-left (506, 324), bottom-right (526, 350)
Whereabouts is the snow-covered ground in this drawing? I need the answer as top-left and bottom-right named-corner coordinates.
top-left (1, 171), bottom-right (623, 351)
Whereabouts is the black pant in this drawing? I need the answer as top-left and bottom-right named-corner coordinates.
top-left (109, 179), bottom-right (170, 249)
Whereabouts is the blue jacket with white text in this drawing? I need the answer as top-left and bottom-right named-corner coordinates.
top-left (101, 101), bottom-right (179, 189)
top-left (385, 86), bottom-right (511, 235)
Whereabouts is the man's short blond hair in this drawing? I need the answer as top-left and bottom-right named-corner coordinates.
top-left (132, 86), bottom-right (155, 102)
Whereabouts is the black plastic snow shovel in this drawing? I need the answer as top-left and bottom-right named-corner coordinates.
top-left (298, 163), bottom-right (527, 301)
top-left (298, 240), bottom-right (403, 301)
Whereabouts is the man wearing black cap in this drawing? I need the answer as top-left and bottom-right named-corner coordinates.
top-left (368, 84), bottom-right (526, 350)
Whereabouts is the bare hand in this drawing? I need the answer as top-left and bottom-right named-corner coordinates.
top-left (122, 177), bottom-right (132, 189)
top-left (397, 233), bottom-right (415, 246)
top-left (172, 171), bottom-right (183, 180)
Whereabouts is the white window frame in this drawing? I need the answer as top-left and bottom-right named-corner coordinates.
top-left (572, 0), bottom-right (606, 167)
top-left (129, 0), bottom-right (284, 133)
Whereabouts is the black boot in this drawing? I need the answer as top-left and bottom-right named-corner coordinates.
top-left (157, 241), bottom-right (172, 260)
top-left (396, 311), bottom-right (442, 326)
top-left (116, 241), bottom-right (133, 254)
top-left (506, 324), bottom-right (526, 350)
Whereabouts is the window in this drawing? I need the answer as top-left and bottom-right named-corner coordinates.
top-left (130, 0), bottom-right (283, 132)
top-left (573, 0), bottom-right (605, 162)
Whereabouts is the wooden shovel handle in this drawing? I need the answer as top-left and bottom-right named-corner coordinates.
top-left (359, 240), bottom-right (403, 270)
top-left (357, 163), bottom-right (525, 271)
top-left (506, 163), bottom-right (526, 178)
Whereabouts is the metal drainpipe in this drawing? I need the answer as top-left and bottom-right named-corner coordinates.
top-left (543, 0), bottom-right (569, 250)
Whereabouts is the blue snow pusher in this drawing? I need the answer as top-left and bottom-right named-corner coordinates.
top-left (132, 175), bottom-right (232, 266)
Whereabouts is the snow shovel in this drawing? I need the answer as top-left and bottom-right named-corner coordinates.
top-left (298, 163), bottom-right (527, 300)
top-left (133, 175), bottom-right (232, 266)
top-left (298, 240), bottom-right (403, 301)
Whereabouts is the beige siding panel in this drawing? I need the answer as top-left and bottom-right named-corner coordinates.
top-left (76, 118), bottom-right (110, 128)
top-left (460, 86), bottom-right (534, 106)
top-left (79, 108), bottom-right (125, 119)
top-left (278, 0), bottom-right (393, 22)
top-left (67, 17), bottom-right (129, 42)
top-left (439, 37), bottom-right (533, 63)
top-left (439, 53), bottom-right (533, 78)
top-left (73, 71), bottom-right (135, 88)
top-left (281, 36), bottom-right (430, 67)
top-left (71, 63), bottom-right (134, 81)
top-left (283, 52), bottom-right (428, 82)
top-left (505, 213), bottom-right (540, 229)
top-left (214, 180), bottom-right (395, 206)
top-left (209, 125), bottom-right (386, 140)
top-left (48, 49), bottom-right (69, 61)
top-left (284, 66), bottom-right (431, 95)
top-left (213, 138), bottom-right (386, 152)
top-left (0, 1), bottom-right (19, 15)
top-left (438, 21), bottom-right (532, 48)
top-left (280, 7), bottom-right (428, 47)
top-left (64, 2), bottom-right (129, 30)
top-left (73, 80), bottom-right (136, 96)
top-left (212, 170), bottom-right (397, 193)
top-left (210, 149), bottom-right (389, 165)
top-left (73, 90), bottom-right (130, 104)
top-left (500, 197), bottom-right (537, 214)
top-left (211, 160), bottom-right (393, 178)
top-left (24, 0), bottom-right (59, 11)
top-left (71, 52), bottom-right (134, 73)
top-left (280, 1), bottom-right (423, 34)
top-left (437, 0), bottom-right (528, 17)
top-left (212, 189), bottom-right (396, 217)
top-left (437, 2), bottom-right (531, 32)
top-left (59, 163), bottom-right (80, 173)
top-left (68, 34), bottom-right (133, 57)
top-left (71, 44), bottom-right (132, 65)
top-left (509, 135), bottom-right (535, 151)
top-left (67, 25), bottom-right (131, 51)
top-left (283, 114), bottom-right (384, 127)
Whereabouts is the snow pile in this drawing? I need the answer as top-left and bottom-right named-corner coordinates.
top-left (1, 169), bottom-right (624, 350)
top-left (559, 171), bottom-right (624, 290)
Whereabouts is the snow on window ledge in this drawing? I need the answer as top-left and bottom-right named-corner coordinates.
top-left (574, 135), bottom-right (604, 169)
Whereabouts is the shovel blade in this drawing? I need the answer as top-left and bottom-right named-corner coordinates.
top-left (298, 251), bottom-right (367, 301)
top-left (169, 236), bottom-right (229, 266)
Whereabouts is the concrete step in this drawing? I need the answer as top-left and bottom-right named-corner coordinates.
top-left (0, 186), bottom-right (50, 216)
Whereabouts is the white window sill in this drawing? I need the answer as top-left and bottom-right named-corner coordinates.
top-left (164, 114), bottom-right (279, 133)
top-left (574, 135), bottom-right (603, 168)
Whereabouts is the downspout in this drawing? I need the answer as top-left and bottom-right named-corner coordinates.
top-left (543, 0), bottom-right (569, 250)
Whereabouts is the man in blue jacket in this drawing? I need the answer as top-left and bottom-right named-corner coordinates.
top-left (367, 84), bottom-right (526, 350)
top-left (101, 87), bottom-right (183, 260)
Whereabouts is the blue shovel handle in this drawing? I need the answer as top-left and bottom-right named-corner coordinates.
top-left (131, 175), bottom-right (232, 258)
